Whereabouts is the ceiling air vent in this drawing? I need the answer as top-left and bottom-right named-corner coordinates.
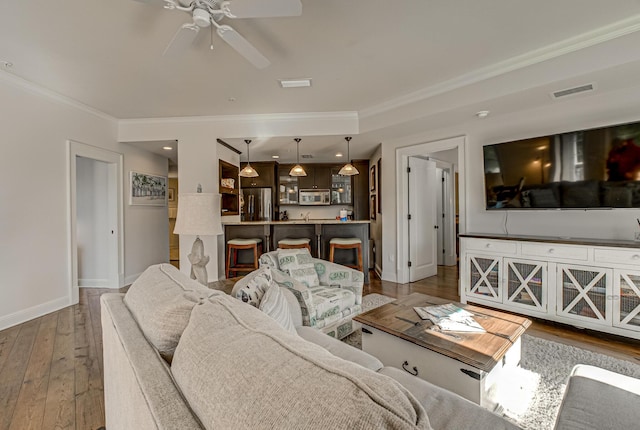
top-left (551, 83), bottom-right (595, 99)
top-left (301, 154), bottom-right (314, 159)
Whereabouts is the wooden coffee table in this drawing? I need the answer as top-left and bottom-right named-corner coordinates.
top-left (354, 293), bottom-right (531, 411)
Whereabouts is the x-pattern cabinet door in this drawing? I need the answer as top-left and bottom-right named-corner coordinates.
top-left (613, 270), bottom-right (640, 332)
top-left (466, 255), bottom-right (502, 303)
top-left (504, 258), bottom-right (547, 314)
top-left (556, 264), bottom-right (612, 325)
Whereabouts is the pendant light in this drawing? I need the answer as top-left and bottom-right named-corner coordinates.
top-left (338, 136), bottom-right (359, 175)
top-left (239, 139), bottom-right (259, 177)
top-left (289, 138), bottom-right (307, 176)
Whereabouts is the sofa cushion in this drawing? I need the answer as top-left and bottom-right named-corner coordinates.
top-left (123, 264), bottom-right (220, 362)
top-left (172, 294), bottom-right (431, 430)
top-left (378, 367), bottom-right (520, 430)
top-left (259, 283), bottom-right (296, 333)
top-left (296, 326), bottom-right (383, 371)
top-left (554, 364), bottom-right (640, 430)
top-left (277, 248), bottom-right (320, 287)
top-left (309, 286), bottom-right (357, 326)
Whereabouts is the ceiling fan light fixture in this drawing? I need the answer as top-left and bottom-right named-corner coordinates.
top-left (239, 139), bottom-right (259, 178)
top-left (193, 8), bottom-right (212, 27)
top-left (289, 138), bottom-right (307, 176)
top-left (338, 137), bottom-right (359, 176)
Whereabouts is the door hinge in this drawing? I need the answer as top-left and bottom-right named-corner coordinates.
top-left (408, 261), bottom-right (412, 267)
top-left (442, 177), bottom-right (445, 182)
top-left (442, 249), bottom-right (445, 254)
top-left (408, 214), bottom-right (412, 220)
top-left (407, 167), bottom-right (411, 173)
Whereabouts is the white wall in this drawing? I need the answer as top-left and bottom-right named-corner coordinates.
top-left (76, 156), bottom-right (109, 285)
top-left (379, 83), bottom-right (640, 282)
top-left (0, 73), bottom-right (169, 330)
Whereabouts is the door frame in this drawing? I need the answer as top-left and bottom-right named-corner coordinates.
top-left (396, 135), bottom-right (466, 284)
top-left (68, 140), bottom-right (124, 304)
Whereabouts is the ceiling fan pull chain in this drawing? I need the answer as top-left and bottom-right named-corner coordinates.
top-left (210, 24), bottom-right (214, 50)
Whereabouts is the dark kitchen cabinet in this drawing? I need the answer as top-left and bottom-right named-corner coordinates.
top-left (351, 160), bottom-right (370, 220)
top-left (240, 161), bottom-right (277, 188)
top-left (298, 165), bottom-right (332, 190)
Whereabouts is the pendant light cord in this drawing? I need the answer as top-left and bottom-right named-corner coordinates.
top-left (295, 138), bottom-right (301, 165)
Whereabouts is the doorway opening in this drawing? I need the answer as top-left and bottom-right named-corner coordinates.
top-left (396, 136), bottom-right (465, 284)
top-left (68, 141), bottom-right (124, 304)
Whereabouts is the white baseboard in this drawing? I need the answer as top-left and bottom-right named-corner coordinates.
top-left (78, 278), bottom-right (110, 287)
top-left (374, 264), bottom-right (383, 280)
top-left (0, 296), bottom-right (71, 331)
top-left (380, 269), bottom-right (398, 283)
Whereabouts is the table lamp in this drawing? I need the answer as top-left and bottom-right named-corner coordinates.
top-left (173, 189), bottom-right (223, 285)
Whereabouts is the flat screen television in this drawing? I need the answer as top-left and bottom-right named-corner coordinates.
top-left (483, 120), bottom-right (640, 209)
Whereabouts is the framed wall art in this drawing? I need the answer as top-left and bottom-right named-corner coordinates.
top-left (370, 164), bottom-right (377, 192)
top-left (370, 195), bottom-right (377, 220)
top-left (129, 171), bottom-right (167, 206)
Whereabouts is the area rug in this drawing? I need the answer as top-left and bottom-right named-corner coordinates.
top-left (344, 294), bottom-right (640, 430)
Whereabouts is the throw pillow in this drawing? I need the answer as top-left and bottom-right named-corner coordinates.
top-left (259, 284), bottom-right (296, 333)
top-left (233, 266), bottom-right (272, 307)
top-left (123, 263), bottom-right (221, 362)
top-left (277, 248), bottom-right (319, 287)
top-left (171, 295), bottom-right (431, 430)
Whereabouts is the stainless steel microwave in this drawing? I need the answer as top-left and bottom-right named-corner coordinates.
top-left (299, 189), bottom-right (330, 205)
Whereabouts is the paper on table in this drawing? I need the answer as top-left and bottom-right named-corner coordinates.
top-left (414, 303), bottom-right (486, 333)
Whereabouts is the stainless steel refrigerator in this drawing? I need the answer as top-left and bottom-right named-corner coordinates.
top-left (242, 188), bottom-right (272, 221)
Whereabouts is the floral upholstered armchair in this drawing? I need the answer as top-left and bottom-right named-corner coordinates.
top-left (250, 248), bottom-right (364, 339)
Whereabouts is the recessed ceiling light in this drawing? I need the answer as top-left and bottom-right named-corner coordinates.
top-left (228, 97), bottom-right (236, 102)
top-left (271, 155), bottom-right (280, 159)
top-left (1, 61), bottom-right (13, 68)
top-left (162, 146), bottom-right (173, 150)
top-left (475, 110), bottom-right (490, 118)
top-left (278, 78), bottom-right (312, 88)
top-left (335, 152), bottom-right (343, 157)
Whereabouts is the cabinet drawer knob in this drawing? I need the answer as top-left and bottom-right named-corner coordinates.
top-left (633, 254), bottom-right (640, 260)
top-left (548, 248), bottom-right (555, 254)
top-left (402, 361), bottom-right (419, 377)
top-left (485, 243), bottom-right (491, 248)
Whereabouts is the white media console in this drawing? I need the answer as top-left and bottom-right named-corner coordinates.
top-left (460, 233), bottom-right (640, 340)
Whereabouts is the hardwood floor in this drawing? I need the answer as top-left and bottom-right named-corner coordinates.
top-left (0, 288), bottom-right (119, 430)
top-left (1, 269), bottom-right (638, 429)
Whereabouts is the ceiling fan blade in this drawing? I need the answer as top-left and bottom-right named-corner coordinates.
top-left (163, 23), bottom-right (200, 57)
top-left (221, 0), bottom-right (302, 18)
top-left (217, 25), bottom-right (270, 69)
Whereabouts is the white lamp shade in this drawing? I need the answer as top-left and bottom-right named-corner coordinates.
top-left (173, 193), bottom-right (223, 236)
top-left (338, 163), bottom-right (359, 176)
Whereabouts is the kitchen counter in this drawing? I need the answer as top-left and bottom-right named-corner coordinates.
top-left (222, 219), bottom-right (371, 225)
top-left (223, 220), bottom-right (370, 282)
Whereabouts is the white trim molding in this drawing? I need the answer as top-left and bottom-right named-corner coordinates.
top-left (0, 296), bottom-right (71, 331)
top-left (360, 14), bottom-right (640, 120)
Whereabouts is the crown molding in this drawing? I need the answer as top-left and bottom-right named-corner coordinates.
top-left (118, 111), bottom-right (358, 126)
top-left (360, 14), bottom-right (640, 119)
top-left (0, 70), bottom-right (117, 123)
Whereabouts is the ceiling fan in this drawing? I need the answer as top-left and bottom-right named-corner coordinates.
top-left (133, 0), bottom-right (302, 69)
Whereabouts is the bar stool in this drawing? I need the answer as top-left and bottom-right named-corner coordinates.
top-left (226, 238), bottom-right (262, 278)
top-left (278, 238), bottom-right (311, 251)
top-left (329, 238), bottom-right (363, 272)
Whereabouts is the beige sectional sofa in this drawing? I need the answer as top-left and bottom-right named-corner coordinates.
top-left (101, 264), bottom-right (640, 429)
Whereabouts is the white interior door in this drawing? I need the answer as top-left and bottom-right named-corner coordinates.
top-left (436, 168), bottom-right (445, 265)
top-left (408, 157), bottom-right (437, 281)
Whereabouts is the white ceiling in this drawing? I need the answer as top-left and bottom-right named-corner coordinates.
top-left (4, 0), bottom-right (640, 163)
